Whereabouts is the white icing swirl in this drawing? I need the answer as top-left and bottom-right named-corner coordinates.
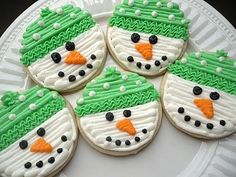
top-left (107, 26), bottom-right (184, 76)
top-left (0, 108), bottom-right (77, 177)
top-left (80, 101), bottom-right (160, 151)
top-left (28, 25), bottom-right (106, 91)
top-left (163, 74), bottom-right (236, 138)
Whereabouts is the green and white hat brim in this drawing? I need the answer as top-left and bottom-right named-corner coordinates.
top-left (75, 67), bottom-right (159, 117)
top-left (109, 0), bottom-right (189, 40)
top-left (168, 50), bottom-right (236, 95)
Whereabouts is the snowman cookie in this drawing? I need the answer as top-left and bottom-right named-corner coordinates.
top-left (0, 86), bottom-right (78, 177)
top-left (162, 50), bottom-right (236, 139)
top-left (107, 0), bottom-right (189, 76)
top-left (20, 5), bottom-right (107, 93)
top-left (75, 67), bottom-right (162, 156)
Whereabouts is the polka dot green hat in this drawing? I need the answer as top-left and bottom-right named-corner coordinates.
top-left (108, 0), bottom-right (189, 40)
top-left (75, 67), bottom-right (160, 117)
top-left (168, 50), bottom-right (236, 95)
top-left (20, 5), bottom-right (95, 66)
top-left (0, 86), bottom-right (65, 151)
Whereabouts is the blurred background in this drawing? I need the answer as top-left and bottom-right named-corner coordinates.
top-left (0, 0), bottom-right (235, 35)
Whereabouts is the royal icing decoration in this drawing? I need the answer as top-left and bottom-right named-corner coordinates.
top-left (20, 5), bottom-right (106, 92)
top-left (75, 67), bottom-right (161, 153)
top-left (0, 86), bottom-right (77, 177)
top-left (163, 50), bottom-right (236, 138)
top-left (107, 0), bottom-right (189, 76)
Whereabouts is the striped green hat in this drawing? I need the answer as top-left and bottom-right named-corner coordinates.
top-left (75, 67), bottom-right (159, 117)
top-left (168, 50), bottom-right (236, 95)
top-left (108, 0), bottom-right (189, 40)
top-left (20, 5), bottom-right (96, 66)
top-left (0, 86), bottom-right (65, 151)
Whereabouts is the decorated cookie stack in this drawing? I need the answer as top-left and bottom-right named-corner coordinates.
top-left (20, 5), bottom-right (106, 92)
top-left (75, 67), bottom-right (162, 155)
top-left (107, 0), bottom-right (189, 76)
top-left (0, 86), bottom-right (77, 176)
top-left (162, 50), bottom-right (236, 139)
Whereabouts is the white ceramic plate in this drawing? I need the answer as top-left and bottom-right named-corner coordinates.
top-left (0, 0), bottom-right (236, 177)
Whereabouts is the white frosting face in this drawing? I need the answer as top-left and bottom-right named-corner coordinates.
top-left (163, 74), bottom-right (236, 138)
top-left (107, 26), bottom-right (184, 75)
top-left (80, 101), bottom-right (160, 152)
top-left (28, 25), bottom-right (106, 91)
top-left (0, 108), bottom-right (77, 177)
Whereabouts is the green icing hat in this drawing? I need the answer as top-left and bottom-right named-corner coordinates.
top-left (108, 0), bottom-right (189, 40)
top-left (0, 86), bottom-right (65, 151)
top-left (20, 5), bottom-right (96, 66)
top-left (168, 50), bottom-right (236, 95)
top-left (75, 67), bottom-right (159, 117)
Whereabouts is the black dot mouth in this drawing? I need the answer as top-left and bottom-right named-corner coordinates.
top-left (126, 55), bottom-right (167, 71)
top-left (105, 128), bottom-right (149, 147)
top-left (177, 107), bottom-right (226, 130)
top-left (23, 134), bottom-right (69, 169)
top-left (56, 53), bottom-right (96, 82)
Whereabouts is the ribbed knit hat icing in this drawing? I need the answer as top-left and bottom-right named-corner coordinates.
top-left (109, 0), bottom-right (189, 40)
top-left (168, 50), bottom-right (236, 95)
top-left (20, 5), bottom-right (95, 66)
top-left (75, 67), bottom-right (159, 117)
top-left (0, 86), bottom-right (65, 151)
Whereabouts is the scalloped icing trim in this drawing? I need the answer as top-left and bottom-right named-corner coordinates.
top-left (21, 16), bottom-right (95, 66)
top-left (109, 16), bottom-right (189, 40)
top-left (76, 87), bottom-right (159, 117)
top-left (168, 63), bottom-right (236, 95)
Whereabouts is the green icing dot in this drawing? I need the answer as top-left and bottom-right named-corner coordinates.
top-left (1, 91), bottom-right (19, 107)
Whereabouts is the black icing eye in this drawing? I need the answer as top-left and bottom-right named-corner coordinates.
top-left (51, 52), bottom-right (61, 63)
top-left (19, 140), bottom-right (28, 149)
top-left (193, 86), bottom-right (202, 95)
top-left (131, 33), bottom-right (140, 43)
top-left (105, 112), bottom-right (114, 121)
top-left (123, 110), bottom-right (131, 117)
top-left (149, 35), bottom-right (158, 44)
top-left (37, 128), bottom-right (45, 137)
top-left (210, 92), bottom-right (220, 100)
top-left (65, 41), bottom-right (75, 51)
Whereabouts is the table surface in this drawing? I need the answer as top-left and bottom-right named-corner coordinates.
top-left (0, 0), bottom-right (235, 36)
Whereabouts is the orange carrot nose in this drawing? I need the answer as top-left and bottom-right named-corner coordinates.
top-left (194, 99), bottom-right (214, 119)
top-left (30, 138), bottom-right (53, 153)
top-left (64, 51), bottom-right (87, 65)
top-left (116, 119), bottom-right (136, 136)
top-left (135, 43), bottom-right (153, 60)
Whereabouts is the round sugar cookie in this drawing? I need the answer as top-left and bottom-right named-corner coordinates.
top-left (20, 5), bottom-right (107, 93)
top-left (107, 0), bottom-right (189, 76)
top-left (75, 67), bottom-right (162, 156)
top-left (161, 50), bottom-right (236, 139)
top-left (0, 86), bottom-right (78, 177)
